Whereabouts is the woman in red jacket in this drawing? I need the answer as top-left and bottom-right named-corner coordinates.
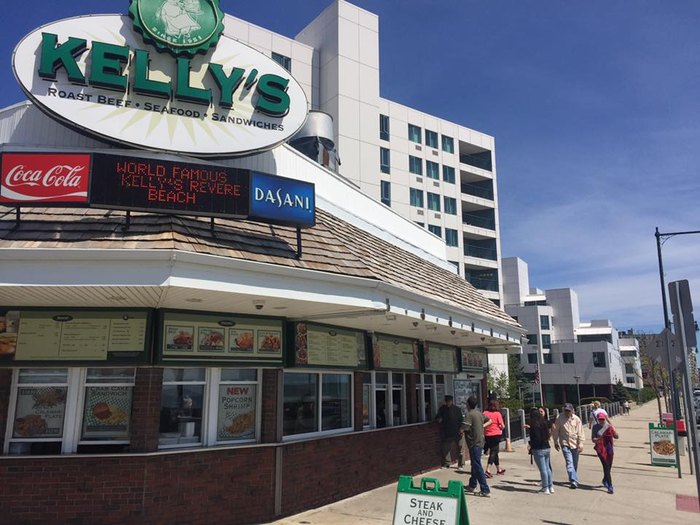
top-left (591, 412), bottom-right (619, 494)
top-left (483, 399), bottom-right (506, 477)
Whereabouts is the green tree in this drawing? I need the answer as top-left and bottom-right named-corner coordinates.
top-left (611, 380), bottom-right (631, 402)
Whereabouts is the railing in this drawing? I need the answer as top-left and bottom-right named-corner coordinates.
top-left (463, 244), bottom-right (497, 261)
top-left (462, 213), bottom-right (495, 230)
top-left (466, 276), bottom-right (499, 292)
top-left (460, 183), bottom-right (494, 200)
top-left (459, 153), bottom-right (492, 171)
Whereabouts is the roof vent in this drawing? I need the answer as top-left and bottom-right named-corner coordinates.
top-left (289, 111), bottom-right (339, 172)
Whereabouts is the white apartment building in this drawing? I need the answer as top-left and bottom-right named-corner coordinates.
top-left (503, 257), bottom-right (642, 406)
top-left (226, 0), bottom-right (506, 372)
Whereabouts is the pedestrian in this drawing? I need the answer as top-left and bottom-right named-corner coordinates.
top-left (528, 408), bottom-right (554, 494)
top-left (462, 395), bottom-right (492, 497)
top-left (552, 403), bottom-right (585, 489)
top-left (482, 399), bottom-right (506, 477)
top-left (592, 412), bottom-right (619, 494)
top-left (436, 395), bottom-right (463, 469)
top-left (623, 400), bottom-right (630, 415)
top-left (589, 401), bottom-right (607, 429)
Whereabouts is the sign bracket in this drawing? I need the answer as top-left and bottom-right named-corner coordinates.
top-left (210, 217), bottom-right (216, 236)
top-left (121, 210), bottom-right (131, 232)
top-left (14, 207), bottom-right (21, 229)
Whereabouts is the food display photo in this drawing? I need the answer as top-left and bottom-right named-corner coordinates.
top-left (198, 328), bottom-right (225, 352)
top-left (13, 387), bottom-right (67, 439)
top-left (258, 330), bottom-right (282, 354)
top-left (229, 329), bottom-right (255, 353)
top-left (0, 311), bottom-right (19, 359)
top-left (165, 325), bottom-right (194, 352)
top-left (217, 385), bottom-right (256, 440)
top-left (82, 386), bottom-right (132, 439)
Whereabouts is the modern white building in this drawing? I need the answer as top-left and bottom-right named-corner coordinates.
top-left (503, 257), bottom-right (642, 405)
top-left (231, 0), bottom-right (507, 372)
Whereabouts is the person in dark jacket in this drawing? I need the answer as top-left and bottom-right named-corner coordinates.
top-left (462, 396), bottom-right (492, 497)
top-left (529, 408), bottom-right (554, 494)
top-left (436, 395), bottom-right (463, 468)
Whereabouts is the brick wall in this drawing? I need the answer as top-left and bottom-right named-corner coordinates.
top-left (130, 368), bottom-right (163, 453)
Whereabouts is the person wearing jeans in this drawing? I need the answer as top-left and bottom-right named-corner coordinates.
top-left (528, 408), bottom-right (553, 494)
top-left (552, 403), bottom-right (585, 489)
top-left (462, 395), bottom-right (492, 497)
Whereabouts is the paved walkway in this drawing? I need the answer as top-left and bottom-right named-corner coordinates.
top-left (265, 401), bottom-right (699, 524)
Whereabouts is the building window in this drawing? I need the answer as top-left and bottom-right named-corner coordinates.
top-left (283, 372), bottom-right (352, 437)
top-left (445, 228), bottom-right (458, 247)
top-left (620, 350), bottom-right (638, 357)
top-left (442, 165), bottom-right (455, 184)
top-left (426, 161), bottom-right (439, 180)
top-left (624, 364), bottom-right (634, 375)
top-left (562, 352), bottom-right (575, 364)
top-left (380, 114), bottom-right (390, 141)
top-left (414, 221), bottom-right (424, 227)
top-left (593, 352), bottom-right (606, 368)
top-left (428, 224), bottom-right (442, 237)
top-left (381, 180), bottom-right (391, 206)
top-left (526, 334), bottom-right (538, 345)
top-left (442, 135), bottom-right (454, 153)
top-left (380, 147), bottom-right (390, 174)
top-left (410, 188), bottom-right (424, 207)
top-left (408, 124), bottom-right (422, 143)
top-left (540, 315), bottom-right (550, 330)
top-left (409, 156), bottom-right (423, 175)
top-left (626, 376), bottom-right (635, 384)
top-left (542, 334), bottom-right (551, 349)
top-left (427, 192), bottom-right (441, 211)
top-left (271, 52), bottom-right (291, 72)
top-left (425, 130), bottom-right (438, 148)
top-left (444, 196), bottom-right (457, 215)
top-left (542, 353), bottom-right (553, 364)
top-left (527, 353), bottom-right (538, 364)
top-left (159, 368), bottom-right (206, 448)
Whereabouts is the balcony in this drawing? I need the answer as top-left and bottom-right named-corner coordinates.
top-left (460, 182), bottom-right (494, 200)
top-left (466, 275), bottom-right (499, 292)
top-left (459, 152), bottom-right (492, 172)
top-left (462, 213), bottom-right (495, 230)
top-left (464, 244), bottom-right (497, 261)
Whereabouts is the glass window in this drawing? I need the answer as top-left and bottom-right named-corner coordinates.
top-left (593, 352), bottom-right (606, 368)
top-left (542, 334), bottom-right (551, 349)
top-left (427, 192), bottom-right (441, 211)
top-left (159, 368), bottom-right (206, 448)
top-left (540, 315), bottom-right (550, 330)
top-left (426, 161), bottom-right (439, 180)
top-left (625, 364), bottom-right (634, 375)
top-left (216, 369), bottom-right (258, 443)
top-left (410, 188), bottom-right (424, 208)
top-left (381, 180), bottom-right (391, 207)
top-left (444, 196), bottom-right (457, 215)
top-left (80, 368), bottom-right (135, 444)
top-left (409, 155), bottom-right (423, 175)
top-left (425, 130), bottom-right (438, 148)
top-left (442, 135), bottom-right (454, 153)
top-left (428, 224), bottom-right (442, 237)
top-left (408, 124), bottom-right (422, 143)
top-left (563, 352), bottom-right (575, 364)
top-left (283, 372), bottom-right (352, 436)
top-left (271, 52), bottom-right (291, 72)
top-left (442, 165), bottom-right (455, 184)
top-left (445, 228), bottom-right (458, 247)
top-left (380, 147), bottom-right (390, 174)
top-left (626, 376), bottom-right (635, 384)
top-left (527, 353), bottom-right (538, 364)
top-left (380, 114), bottom-right (390, 141)
top-left (526, 334), bottom-right (538, 345)
top-left (542, 353), bottom-right (553, 364)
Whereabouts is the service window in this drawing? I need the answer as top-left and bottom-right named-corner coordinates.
top-left (8, 368), bottom-right (68, 455)
top-left (159, 368), bottom-right (206, 448)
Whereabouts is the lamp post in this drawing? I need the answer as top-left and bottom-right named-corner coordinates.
top-left (573, 375), bottom-right (581, 407)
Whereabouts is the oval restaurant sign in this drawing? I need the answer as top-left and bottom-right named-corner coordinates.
top-left (12, 1), bottom-right (308, 157)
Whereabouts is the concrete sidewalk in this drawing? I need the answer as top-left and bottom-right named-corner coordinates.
top-left (265, 401), bottom-right (699, 524)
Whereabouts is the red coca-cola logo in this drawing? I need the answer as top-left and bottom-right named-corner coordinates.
top-left (0, 153), bottom-right (90, 203)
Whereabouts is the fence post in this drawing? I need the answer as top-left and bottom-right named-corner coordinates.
top-left (518, 409), bottom-right (527, 444)
top-left (503, 407), bottom-right (513, 452)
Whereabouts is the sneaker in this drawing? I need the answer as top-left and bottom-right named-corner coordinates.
top-left (607, 484), bottom-right (614, 494)
top-left (485, 471), bottom-right (493, 478)
top-left (496, 469), bottom-right (506, 475)
top-left (548, 486), bottom-right (555, 494)
top-left (478, 491), bottom-right (491, 498)
top-left (570, 481), bottom-right (578, 489)
top-left (538, 487), bottom-right (551, 495)
top-left (464, 485), bottom-right (476, 493)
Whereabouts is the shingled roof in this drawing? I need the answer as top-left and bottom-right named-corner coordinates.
top-left (0, 206), bottom-right (517, 327)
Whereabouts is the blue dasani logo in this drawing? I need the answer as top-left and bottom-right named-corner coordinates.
top-left (250, 172), bottom-right (315, 227)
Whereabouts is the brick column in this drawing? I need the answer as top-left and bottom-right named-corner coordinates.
top-left (129, 367), bottom-right (163, 453)
top-left (261, 368), bottom-right (281, 443)
top-left (353, 371), bottom-right (364, 431)
top-left (406, 374), bottom-right (418, 423)
top-left (0, 369), bottom-right (13, 449)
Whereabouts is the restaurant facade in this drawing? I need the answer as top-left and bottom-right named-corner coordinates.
top-left (0, 2), bottom-right (522, 523)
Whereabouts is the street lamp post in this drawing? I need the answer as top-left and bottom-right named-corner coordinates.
top-left (573, 375), bottom-right (581, 407)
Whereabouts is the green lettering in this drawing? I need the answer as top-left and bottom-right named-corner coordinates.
top-left (208, 64), bottom-right (244, 109)
top-left (255, 74), bottom-right (290, 117)
top-left (132, 49), bottom-right (171, 99)
top-left (175, 58), bottom-right (211, 106)
top-left (37, 33), bottom-right (87, 84)
top-left (88, 42), bottom-right (129, 92)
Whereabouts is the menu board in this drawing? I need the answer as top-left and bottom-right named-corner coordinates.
top-left (649, 425), bottom-right (677, 466)
top-left (1, 310), bottom-right (148, 363)
top-left (424, 343), bottom-right (458, 373)
top-left (461, 349), bottom-right (487, 370)
top-left (162, 312), bottom-right (283, 362)
top-left (13, 386), bottom-right (67, 439)
top-left (294, 323), bottom-right (366, 367)
top-left (217, 384), bottom-right (256, 441)
top-left (372, 335), bottom-right (419, 371)
top-left (81, 386), bottom-right (132, 439)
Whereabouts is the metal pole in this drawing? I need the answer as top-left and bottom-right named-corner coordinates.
top-left (574, 376), bottom-right (581, 407)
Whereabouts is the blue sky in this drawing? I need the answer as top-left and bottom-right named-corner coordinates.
top-left (2, 0), bottom-right (699, 335)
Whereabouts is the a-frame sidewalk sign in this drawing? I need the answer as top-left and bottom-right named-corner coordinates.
top-left (392, 475), bottom-right (469, 525)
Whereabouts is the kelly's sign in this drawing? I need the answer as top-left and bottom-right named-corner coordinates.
top-left (13, 6), bottom-right (308, 156)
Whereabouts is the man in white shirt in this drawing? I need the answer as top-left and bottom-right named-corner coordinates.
top-left (552, 403), bottom-right (585, 489)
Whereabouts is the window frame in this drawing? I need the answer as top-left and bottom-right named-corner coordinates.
top-left (271, 52), bottom-right (291, 72)
top-left (379, 114), bottom-right (390, 141)
top-left (426, 160), bottom-right (440, 180)
top-left (428, 224), bottom-right (442, 237)
top-left (427, 192), bottom-right (441, 212)
top-left (445, 228), bottom-right (459, 247)
top-left (592, 352), bottom-right (606, 368)
top-left (408, 124), bottom-right (422, 144)
top-left (380, 180), bottom-right (391, 207)
top-left (409, 155), bottom-right (423, 176)
top-left (442, 165), bottom-right (455, 184)
top-left (444, 196), bottom-right (457, 215)
top-left (425, 130), bottom-right (438, 149)
top-left (562, 352), bottom-right (575, 364)
top-left (441, 135), bottom-right (454, 153)
top-left (380, 147), bottom-right (390, 174)
top-left (410, 188), bottom-right (424, 208)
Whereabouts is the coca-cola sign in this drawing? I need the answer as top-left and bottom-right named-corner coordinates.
top-left (1, 153), bottom-right (91, 204)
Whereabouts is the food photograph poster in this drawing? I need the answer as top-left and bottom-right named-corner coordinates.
top-left (649, 426), bottom-right (677, 466)
top-left (82, 386), bottom-right (132, 439)
top-left (217, 385), bottom-right (256, 440)
top-left (13, 387), bottom-right (67, 438)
